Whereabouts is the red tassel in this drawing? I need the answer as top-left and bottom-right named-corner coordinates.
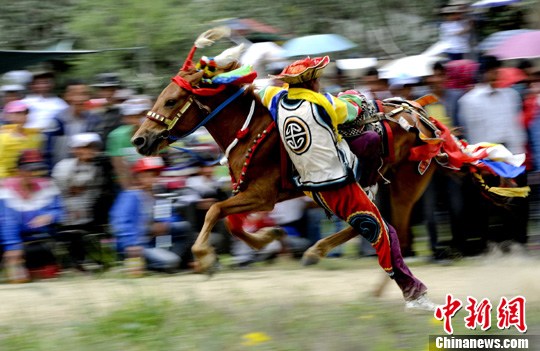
top-left (181, 46), bottom-right (197, 71)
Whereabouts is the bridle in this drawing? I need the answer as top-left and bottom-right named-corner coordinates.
top-left (146, 95), bottom-right (196, 135)
top-left (144, 70), bottom-right (274, 195)
top-left (145, 74), bottom-right (246, 140)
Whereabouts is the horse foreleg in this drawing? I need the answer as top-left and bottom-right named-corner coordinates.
top-left (191, 202), bottom-right (221, 272)
top-left (191, 191), bottom-right (276, 272)
top-left (302, 226), bottom-right (357, 265)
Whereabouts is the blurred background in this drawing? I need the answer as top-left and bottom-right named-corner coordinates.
top-left (0, 0), bottom-right (539, 91)
top-left (1, 1), bottom-right (540, 350)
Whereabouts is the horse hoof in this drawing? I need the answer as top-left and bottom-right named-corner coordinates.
top-left (301, 254), bottom-right (320, 266)
top-left (193, 246), bottom-right (217, 274)
top-left (198, 255), bottom-right (217, 273)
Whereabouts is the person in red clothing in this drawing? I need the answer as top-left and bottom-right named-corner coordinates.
top-left (521, 68), bottom-right (540, 170)
top-left (260, 56), bottom-right (437, 311)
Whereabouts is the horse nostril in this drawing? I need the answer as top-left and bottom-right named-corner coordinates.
top-left (133, 136), bottom-right (146, 147)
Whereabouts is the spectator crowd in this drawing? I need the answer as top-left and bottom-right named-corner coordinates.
top-left (1, 42), bottom-right (539, 283)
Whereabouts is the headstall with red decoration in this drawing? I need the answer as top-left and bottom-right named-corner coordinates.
top-left (146, 39), bottom-right (272, 195)
top-left (145, 42), bottom-right (255, 139)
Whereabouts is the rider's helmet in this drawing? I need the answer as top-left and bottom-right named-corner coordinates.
top-left (270, 56), bottom-right (330, 84)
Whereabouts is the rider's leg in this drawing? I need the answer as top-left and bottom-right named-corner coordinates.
top-left (311, 181), bottom-right (393, 276)
top-left (386, 223), bottom-right (428, 300)
top-left (347, 131), bottom-right (382, 186)
top-left (311, 181), bottom-right (427, 300)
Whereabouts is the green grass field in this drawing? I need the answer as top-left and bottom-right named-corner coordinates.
top-left (1, 248), bottom-right (538, 351)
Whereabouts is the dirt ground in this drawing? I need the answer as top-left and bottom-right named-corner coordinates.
top-left (1, 249), bottom-right (539, 325)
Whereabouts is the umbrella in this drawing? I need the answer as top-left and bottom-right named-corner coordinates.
top-left (281, 34), bottom-right (357, 58)
top-left (470, 0), bottom-right (521, 7)
top-left (335, 57), bottom-right (378, 79)
top-left (488, 30), bottom-right (540, 60)
top-left (378, 55), bottom-right (444, 80)
top-left (421, 41), bottom-right (451, 57)
top-left (477, 29), bottom-right (534, 52)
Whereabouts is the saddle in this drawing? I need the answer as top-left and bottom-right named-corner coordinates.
top-left (279, 94), bottom-right (445, 190)
top-left (339, 94), bottom-right (443, 167)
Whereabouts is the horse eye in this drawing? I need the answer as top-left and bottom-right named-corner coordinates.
top-left (165, 99), bottom-right (177, 107)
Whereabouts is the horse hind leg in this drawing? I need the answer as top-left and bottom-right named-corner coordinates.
top-left (302, 226), bottom-right (357, 265)
top-left (389, 163), bottom-right (436, 256)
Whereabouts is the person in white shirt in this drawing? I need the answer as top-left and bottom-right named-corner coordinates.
top-left (457, 55), bottom-right (528, 254)
top-left (438, 5), bottom-right (471, 61)
top-left (22, 71), bottom-right (68, 130)
top-left (458, 56), bottom-right (526, 155)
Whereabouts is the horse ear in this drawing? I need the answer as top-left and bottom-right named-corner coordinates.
top-left (187, 70), bottom-right (205, 85)
top-left (176, 69), bottom-right (205, 85)
top-left (214, 43), bottom-right (245, 67)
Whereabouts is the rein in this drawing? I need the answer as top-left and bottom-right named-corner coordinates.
top-left (221, 99), bottom-right (256, 164)
top-left (175, 86), bottom-right (247, 139)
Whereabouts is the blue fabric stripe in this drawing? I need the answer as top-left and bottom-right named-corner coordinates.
top-left (479, 159), bottom-right (525, 178)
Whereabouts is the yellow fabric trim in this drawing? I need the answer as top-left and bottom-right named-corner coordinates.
top-left (260, 87), bottom-right (352, 141)
top-left (488, 186), bottom-right (531, 198)
top-left (473, 142), bottom-right (499, 148)
top-left (473, 173), bottom-right (530, 198)
top-left (288, 88), bottom-right (348, 141)
top-left (260, 86), bottom-right (284, 108)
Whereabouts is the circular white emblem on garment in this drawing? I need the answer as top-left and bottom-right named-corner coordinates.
top-left (283, 116), bottom-right (311, 155)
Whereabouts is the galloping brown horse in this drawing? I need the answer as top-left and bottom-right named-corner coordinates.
top-left (132, 34), bottom-right (519, 271)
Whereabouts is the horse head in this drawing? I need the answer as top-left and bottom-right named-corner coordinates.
top-left (132, 27), bottom-right (249, 155)
top-left (132, 69), bottom-right (203, 155)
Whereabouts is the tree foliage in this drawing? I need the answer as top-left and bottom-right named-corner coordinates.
top-left (1, 0), bottom-right (535, 92)
top-left (0, 0), bottom-right (75, 50)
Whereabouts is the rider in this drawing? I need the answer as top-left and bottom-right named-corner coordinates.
top-left (259, 56), bottom-right (437, 310)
